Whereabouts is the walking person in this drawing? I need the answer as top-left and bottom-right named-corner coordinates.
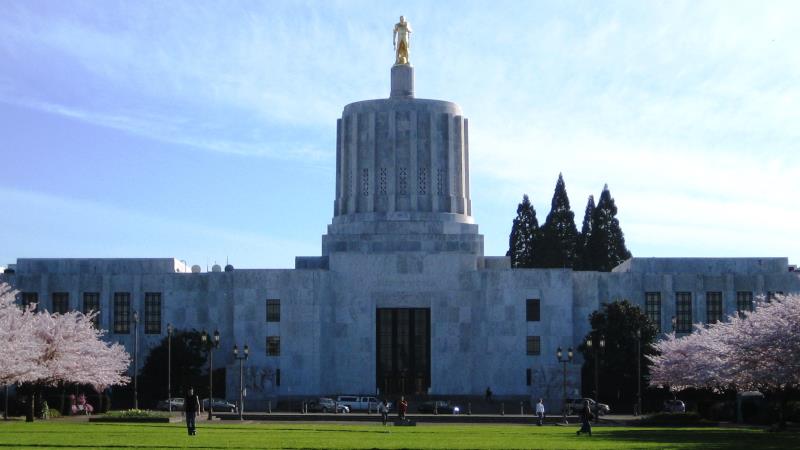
top-left (535, 398), bottom-right (545, 426)
top-left (576, 400), bottom-right (594, 436)
top-left (378, 399), bottom-right (389, 425)
top-left (398, 396), bottom-right (408, 421)
top-left (485, 387), bottom-right (492, 403)
top-left (184, 387), bottom-right (201, 436)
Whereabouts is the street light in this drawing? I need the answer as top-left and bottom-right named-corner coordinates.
top-left (133, 310), bottom-right (139, 410)
top-left (556, 346), bottom-right (574, 423)
top-left (167, 323), bottom-right (173, 413)
top-left (586, 335), bottom-right (605, 405)
top-left (201, 329), bottom-right (220, 420)
top-left (636, 328), bottom-right (642, 416)
top-left (233, 344), bottom-right (249, 420)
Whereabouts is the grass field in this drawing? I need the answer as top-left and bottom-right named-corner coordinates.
top-left (0, 420), bottom-right (797, 449)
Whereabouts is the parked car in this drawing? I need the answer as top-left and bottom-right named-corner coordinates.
top-left (664, 399), bottom-right (686, 413)
top-left (307, 397), bottom-right (350, 413)
top-left (417, 400), bottom-right (461, 414)
top-left (202, 398), bottom-right (236, 413)
top-left (335, 395), bottom-right (390, 412)
top-left (155, 397), bottom-right (185, 411)
top-left (565, 398), bottom-right (610, 416)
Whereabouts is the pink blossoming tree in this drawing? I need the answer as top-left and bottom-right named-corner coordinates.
top-left (649, 293), bottom-right (800, 425)
top-left (0, 283), bottom-right (130, 421)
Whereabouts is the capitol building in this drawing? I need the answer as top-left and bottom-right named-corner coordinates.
top-left (3, 23), bottom-right (799, 410)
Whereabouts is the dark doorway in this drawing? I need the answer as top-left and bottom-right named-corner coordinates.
top-left (376, 308), bottom-right (430, 395)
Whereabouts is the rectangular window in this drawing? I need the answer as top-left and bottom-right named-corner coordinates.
top-left (275, 368), bottom-right (281, 387)
top-left (645, 292), bottom-right (661, 331)
top-left (736, 291), bottom-right (753, 315)
top-left (675, 292), bottom-right (692, 333)
top-left (266, 299), bottom-right (280, 322)
top-left (267, 336), bottom-right (281, 356)
top-left (526, 336), bottom-right (541, 355)
top-left (52, 292), bottom-right (69, 314)
top-left (526, 299), bottom-right (540, 322)
top-left (144, 292), bottom-right (161, 334)
top-left (113, 292), bottom-right (131, 334)
top-left (706, 292), bottom-right (723, 324)
top-left (526, 368), bottom-right (532, 386)
top-left (767, 291), bottom-right (783, 302)
top-left (83, 293), bottom-right (100, 328)
top-left (21, 292), bottom-right (38, 311)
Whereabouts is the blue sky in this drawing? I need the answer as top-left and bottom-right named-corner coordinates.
top-left (1, 1), bottom-right (798, 269)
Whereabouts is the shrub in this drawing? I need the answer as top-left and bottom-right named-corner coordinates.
top-left (104, 409), bottom-right (170, 419)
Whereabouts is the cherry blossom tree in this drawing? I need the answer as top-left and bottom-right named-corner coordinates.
top-left (0, 285), bottom-right (42, 385)
top-left (0, 282), bottom-right (130, 421)
top-left (649, 293), bottom-right (800, 425)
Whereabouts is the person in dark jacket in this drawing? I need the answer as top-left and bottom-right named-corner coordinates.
top-left (398, 396), bottom-right (408, 420)
top-left (576, 400), bottom-right (593, 436)
top-left (184, 387), bottom-right (201, 436)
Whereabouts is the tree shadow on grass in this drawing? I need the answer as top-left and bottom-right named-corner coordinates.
top-left (593, 428), bottom-right (799, 450)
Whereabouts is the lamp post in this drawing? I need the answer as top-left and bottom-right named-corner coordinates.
top-left (556, 346), bottom-right (573, 423)
top-left (133, 310), bottom-right (139, 410)
top-left (636, 328), bottom-right (642, 416)
top-left (586, 335), bottom-right (605, 404)
top-left (167, 323), bottom-right (173, 413)
top-left (233, 344), bottom-right (249, 420)
top-left (201, 330), bottom-right (220, 420)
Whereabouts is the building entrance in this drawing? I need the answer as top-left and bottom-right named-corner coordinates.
top-left (376, 308), bottom-right (430, 395)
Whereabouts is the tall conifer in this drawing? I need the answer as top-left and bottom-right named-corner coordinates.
top-left (536, 174), bottom-right (579, 268)
top-left (585, 184), bottom-right (632, 271)
top-left (507, 194), bottom-right (539, 268)
top-left (576, 195), bottom-right (595, 270)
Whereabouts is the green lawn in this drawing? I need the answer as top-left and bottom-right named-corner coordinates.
top-left (0, 420), bottom-right (797, 449)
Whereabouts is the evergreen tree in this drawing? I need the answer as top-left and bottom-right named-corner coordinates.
top-left (535, 173), bottom-right (579, 268)
top-left (576, 195), bottom-right (595, 270)
top-left (506, 194), bottom-right (539, 268)
top-left (585, 184), bottom-right (632, 271)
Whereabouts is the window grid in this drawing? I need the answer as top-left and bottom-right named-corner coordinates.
top-left (21, 292), bottom-right (38, 311)
top-left (526, 336), bottom-right (541, 355)
top-left (526, 299), bottom-right (541, 322)
top-left (361, 168), bottom-right (369, 196)
top-left (706, 292), bottom-right (723, 324)
top-left (675, 292), bottom-right (692, 333)
top-left (767, 291), bottom-right (783, 302)
top-left (113, 292), bottom-right (131, 334)
top-left (418, 167), bottom-right (427, 195)
top-left (267, 336), bottom-right (281, 356)
top-left (144, 292), bottom-right (161, 334)
top-left (645, 292), bottom-right (661, 331)
top-left (399, 168), bottom-right (408, 195)
top-left (736, 291), bottom-right (753, 315)
top-left (83, 293), bottom-right (100, 328)
top-left (266, 299), bottom-right (280, 322)
top-left (52, 292), bottom-right (69, 314)
top-left (379, 168), bottom-right (387, 195)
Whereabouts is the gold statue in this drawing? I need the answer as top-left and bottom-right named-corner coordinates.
top-left (393, 16), bottom-right (412, 65)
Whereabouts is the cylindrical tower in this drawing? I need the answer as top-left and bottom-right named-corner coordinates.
top-left (323, 63), bottom-right (482, 256)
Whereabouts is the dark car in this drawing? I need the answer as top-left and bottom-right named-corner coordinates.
top-left (307, 397), bottom-right (350, 413)
top-left (202, 398), bottom-right (236, 413)
top-left (417, 400), bottom-right (461, 414)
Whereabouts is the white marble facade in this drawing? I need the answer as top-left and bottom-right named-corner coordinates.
top-left (3, 64), bottom-right (799, 411)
